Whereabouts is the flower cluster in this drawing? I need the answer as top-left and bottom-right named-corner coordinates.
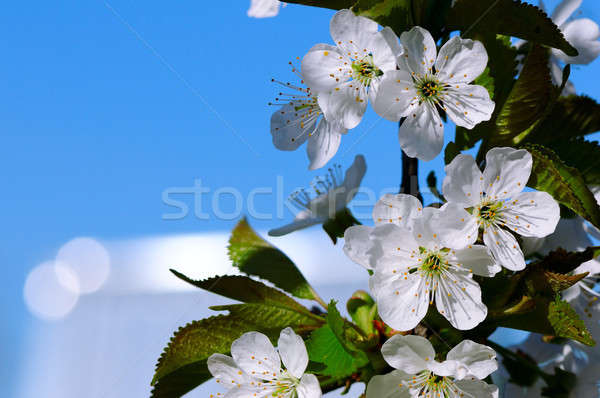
top-left (270, 9), bottom-right (495, 168)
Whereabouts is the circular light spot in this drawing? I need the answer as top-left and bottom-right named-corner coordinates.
top-left (56, 237), bottom-right (111, 294)
top-left (23, 262), bottom-right (80, 320)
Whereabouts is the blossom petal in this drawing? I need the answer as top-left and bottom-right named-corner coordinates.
top-left (435, 37), bottom-right (488, 84)
top-left (364, 29), bottom-right (398, 72)
top-left (224, 386), bottom-right (272, 398)
top-left (454, 380), bottom-right (498, 398)
top-left (366, 370), bottom-right (413, 398)
top-left (231, 332), bottom-right (281, 379)
top-left (380, 26), bottom-right (404, 60)
top-left (343, 225), bottom-right (379, 270)
top-left (372, 193), bottom-right (422, 228)
top-left (381, 334), bottom-right (435, 373)
top-left (341, 154), bottom-right (367, 197)
top-left (449, 245), bottom-right (500, 277)
top-left (330, 9), bottom-right (378, 53)
top-left (502, 191), bottom-right (560, 238)
top-left (399, 102), bottom-right (444, 161)
top-left (399, 26), bottom-right (437, 76)
top-left (297, 374), bottom-right (322, 398)
top-left (207, 354), bottom-right (253, 389)
top-left (371, 70), bottom-right (418, 122)
top-left (368, 224), bottom-right (421, 270)
top-left (247, 0), bottom-right (281, 18)
top-left (277, 328), bottom-right (308, 379)
top-left (435, 203), bottom-right (479, 249)
top-left (551, 0), bottom-right (582, 27)
top-left (446, 340), bottom-right (498, 380)
top-left (271, 103), bottom-right (314, 151)
top-left (371, 271), bottom-right (429, 331)
top-left (268, 211), bottom-right (322, 237)
top-left (483, 225), bottom-right (526, 271)
top-left (321, 80), bottom-right (368, 129)
top-left (301, 44), bottom-right (348, 93)
top-left (557, 18), bottom-right (600, 64)
top-left (443, 153), bottom-right (485, 207)
top-left (307, 118), bottom-right (344, 170)
top-left (444, 84), bottom-right (495, 129)
top-left (436, 269), bottom-right (488, 330)
top-left (483, 147), bottom-right (531, 200)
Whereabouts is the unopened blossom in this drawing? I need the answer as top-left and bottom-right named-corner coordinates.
top-left (442, 147), bottom-right (560, 271)
top-left (270, 65), bottom-right (347, 170)
top-left (301, 9), bottom-right (399, 129)
top-left (344, 194), bottom-right (500, 331)
top-left (367, 335), bottom-right (499, 398)
top-left (207, 328), bottom-right (321, 398)
top-left (247, 0), bottom-right (283, 18)
top-left (372, 26), bottom-right (494, 161)
top-left (269, 154), bottom-right (366, 236)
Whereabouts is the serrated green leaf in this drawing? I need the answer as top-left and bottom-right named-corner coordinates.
top-left (170, 273), bottom-right (315, 316)
top-left (306, 325), bottom-right (367, 378)
top-left (548, 297), bottom-right (596, 346)
top-left (447, 0), bottom-right (577, 56)
top-left (531, 95), bottom-right (600, 144)
top-left (524, 144), bottom-right (600, 229)
top-left (547, 138), bottom-right (600, 185)
top-left (151, 361), bottom-right (210, 398)
top-left (210, 303), bottom-right (323, 330)
top-left (489, 44), bottom-right (554, 147)
top-left (228, 218), bottom-right (317, 300)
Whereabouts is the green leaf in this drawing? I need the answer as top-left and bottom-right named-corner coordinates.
top-left (547, 138), bottom-right (600, 185)
top-left (352, 0), bottom-right (412, 35)
top-left (489, 44), bottom-right (554, 147)
top-left (524, 144), bottom-right (600, 230)
top-left (322, 208), bottom-right (360, 244)
top-left (532, 95), bottom-right (600, 143)
top-left (170, 273), bottom-right (315, 316)
top-left (151, 362), bottom-right (210, 398)
top-left (444, 141), bottom-right (460, 165)
top-left (548, 297), bottom-right (596, 346)
top-left (210, 303), bottom-right (323, 331)
top-left (447, 0), bottom-right (577, 56)
top-left (228, 218), bottom-right (317, 300)
top-left (346, 290), bottom-right (378, 336)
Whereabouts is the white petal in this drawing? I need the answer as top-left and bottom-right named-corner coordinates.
top-left (551, 0), bottom-right (582, 26)
top-left (301, 44), bottom-right (348, 93)
top-left (399, 26), bottom-right (437, 76)
top-left (365, 29), bottom-right (398, 72)
top-left (224, 386), bottom-right (272, 398)
top-left (343, 225), bottom-right (379, 270)
top-left (341, 154), bottom-right (367, 197)
top-left (381, 334), bottom-right (435, 373)
top-left (380, 26), bottom-right (404, 59)
top-left (557, 18), bottom-right (600, 64)
top-left (436, 37), bottom-right (488, 84)
top-left (371, 271), bottom-right (429, 331)
top-left (443, 153), bottom-right (485, 207)
top-left (207, 354), bottom-right (253, 389)
top-left (322, 81), bottom-right (368, 129)
top-left (483, 225), bottom-right (526, 271)
top-left (268, 211), bottom-right (322, 236)
top-left (307, 119), bottom-right (344, 170)
top-left (277, 327), bottom-right (308, 379)
top-left (446, 340), bottom-right (498, 380)
top-left (435, 203), bottom-right (479, 249)
top-left (231, 332), bottom-right (281, 379)
top-left (411, 207), bottom-right (443, 250)
top-left (449, 245), bottom-right (500, 277)
top-left (366, 370), bottom-right (413, 398)
top-left (271, 103), bottom-right (314, 151)
top-left (371, 224), bottom-right (421, 268)
top-left (454, 380), bottom-right (498, 398)
top-left (247, 0), bottom-right (281, 18)
top-left (502, 191), bottom-right (560, 237)
top-left (483, 147), bottom-right (531, 200)
top-left (372, 193), bottom-right (423, 228)
top-left (444, 84), bottom-right (495, 129)
top-left (435, 269), bottom-right (488, 330)
top-left (330, 9), bottom-right (378, 53)
top-left (371, 70), bottom-right (418, 122)
top-left (296, 373), bottom-right (322, 398)
top-left (399, 103), bottom-right (444, 161)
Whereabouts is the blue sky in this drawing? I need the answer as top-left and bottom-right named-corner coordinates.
top-left (2, 1), bottom-right (600, 396)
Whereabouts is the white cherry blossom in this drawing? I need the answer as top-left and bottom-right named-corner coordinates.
top-left (372, 26), bottom-right (494, 161)
top-left (301, 9), bottom-right (399, 129)
top-left (247, 0), bottom-right (284, 18)
top-left (207, 328), bottom-right (321, 398)
top-left (367, 335), bottom-right (498, 398)
top-left (270, 65), bottom-right (347, 170)
top-left (269, 154), bottom-right (366, 236)
top-left (344, 194), bottom-right (500, 331)
top-left (442, 147), bottom-right (560, 271)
